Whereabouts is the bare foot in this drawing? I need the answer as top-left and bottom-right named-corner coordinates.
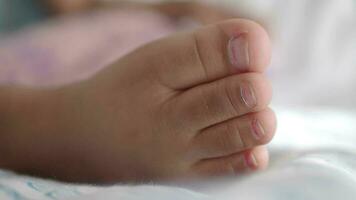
top-left (0, 19), bottom-right (275, 183)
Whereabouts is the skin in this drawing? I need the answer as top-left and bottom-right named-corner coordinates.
top-left (0, 19), bottom-right (276, 184)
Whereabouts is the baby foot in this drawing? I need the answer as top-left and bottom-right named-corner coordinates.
top-left (5, 19), bottom-right (275, 183)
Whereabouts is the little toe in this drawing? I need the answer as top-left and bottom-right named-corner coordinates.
top-left (190, 108), bottom-right (276, 159)
top-left (192, 146), bottom-right (269, 177)
top-left (151, 18), bottom-right (271, 89)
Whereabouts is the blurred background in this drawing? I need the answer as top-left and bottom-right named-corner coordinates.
top-left (0, 0), bottom-right (355, 108)
top-left (0, 0), bottom-right (241, 33)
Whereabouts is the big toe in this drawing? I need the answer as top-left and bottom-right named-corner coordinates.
top-left (149, 18), bottom-right (271, 90)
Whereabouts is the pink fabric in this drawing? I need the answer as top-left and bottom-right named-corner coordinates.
top-left (0, 9), bottom-right (177, 86)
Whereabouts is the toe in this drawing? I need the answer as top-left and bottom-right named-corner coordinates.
top-left (192, 146), bottom-right (269, 177)
top-left (190, 108), bottom-right (276, 159)
top-left (169, 73), bottom-right (272, 131)
top-left (152, 19), bottom-right (271, 89)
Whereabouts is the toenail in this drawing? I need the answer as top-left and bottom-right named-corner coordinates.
top-left (228, 33), bottom-right (250, 71)
top-left (240, 83), bottom-right (257, 108)
top-left (251, 119), bottom-right (265, 140)
top-left (244, 152), bottom-right (258, 169)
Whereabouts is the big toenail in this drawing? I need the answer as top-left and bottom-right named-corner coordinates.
top-left (251, 119), bottom-right (265, 140)
top-left (228, 33), bottom-right (250, 71)
top-left (244, 152), bottom-right (258, 169)
top-left (240, 83), bottom-right (257, 108)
